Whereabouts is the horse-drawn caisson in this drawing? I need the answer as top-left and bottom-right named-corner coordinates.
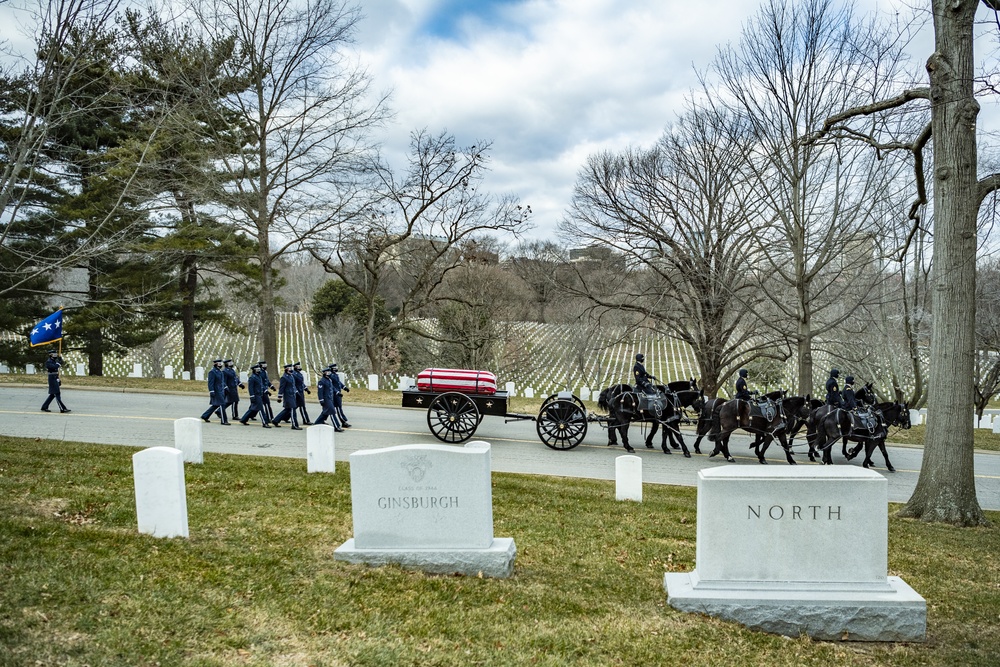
top-left (401, 368), bottom-right (596, 449)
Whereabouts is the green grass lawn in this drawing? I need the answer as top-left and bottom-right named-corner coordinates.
top-left (1, 437), bottom-right (998, 666)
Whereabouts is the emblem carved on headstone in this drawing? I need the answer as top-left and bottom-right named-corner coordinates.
top-left (401, 454), bottom-right (431, 482)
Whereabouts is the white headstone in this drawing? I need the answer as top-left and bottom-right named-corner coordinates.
top-left (133, 447), bottom-right (189, 539)
top-left (75, 363), bottom-right (85, 376)
top-left (132, 363), bottom-right (143, 378)
top-left (505, 381), bottom-right (515, 397)
top-left (993, 419), bottom-right (1000, 435)
top-left (182, 370), bottom-right (191, 381)
top-left (239, 371), bottom-right (248, 383)
top-left (335, 441), bottom-right (516, 577)
top-left (525, 387), bottom-right (534, 399)
top-left (615, 455), bottom-right (642, 502)
top-left (665, 467), bottom-right (925, 641)
top-left (0, 364), bottom-right (8, 373)
top-left (164, 365), bottom-right (174, 380)
top-left (307, 424), bottom-right (336, 473)
top-left (173, 418), bottom-right (203, 464)
top-left (398, 376), bottom-right (413, 391)
top-left (367, 374), bottom-right (378, 391)
top-left (582, 386), bottom-right (591, 402)
top-left (25, 364), bottom-right (35, 375)
top-left (980, 414), bottom-right (993, 429)
top-left (194, 367), bottom-right (204, 382)
top-left (908, 409), bottom-right (921, 426)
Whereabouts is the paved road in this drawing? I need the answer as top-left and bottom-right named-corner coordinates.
top-left (2, 386), bottom-right (999, 510)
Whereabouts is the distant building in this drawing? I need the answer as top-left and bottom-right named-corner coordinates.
top-left (569, 245), bottom-right (613, 263)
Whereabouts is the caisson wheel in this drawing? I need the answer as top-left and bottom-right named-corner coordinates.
top-left (427, 392), bottom-right (480, 443)
top-left (536, 399), bottom-right (588, 450)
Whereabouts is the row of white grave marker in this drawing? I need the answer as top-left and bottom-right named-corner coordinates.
top-left (133, 419), bottom-right (337, 539)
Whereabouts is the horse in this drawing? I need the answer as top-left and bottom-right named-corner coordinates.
top-left (691, 397), bottom-right (726, 456)
top-left (783, 395), bottom-right (823, 449)
top-left (708, 390), bottom-right (795, 464)
top-left (598, 382), bottom-right (694, 456)
top-left (806, 385), bottom-right (910, 470)
top-left (645, 379), bottom-right (704, 456)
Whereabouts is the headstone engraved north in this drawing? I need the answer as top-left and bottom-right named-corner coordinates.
top-left (133, 447), bottom-right (189, 538)
top-left (664, 467), bottom-right (925, 641)
top-left (173, 418), bottom-right (203, 464)
top-left (334, 441), bottom-right (516, 577)
top-left (307, 424), bottom-right (336, 473)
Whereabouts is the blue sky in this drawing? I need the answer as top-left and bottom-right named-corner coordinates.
top-left (353, 0), bottom-right (983, 245)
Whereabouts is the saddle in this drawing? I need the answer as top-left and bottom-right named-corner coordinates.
top-left (850, 408), bottom-right (880, 434)
top-left (637, 389), bottom-right (669, 419)
top-left (748, 397), bottom-right (777, 422)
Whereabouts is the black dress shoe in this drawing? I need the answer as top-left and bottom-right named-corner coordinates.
top-left (341, 422), bottom-right (351, 428)
top-left (221, 422), bottom-right (231, 426)
top-left (202, 417), bottom-right (210, 423)
top-left (60, 409), bottom-right (71, 413)
top-left (40, 408), bottom-right (51, 412)
top-left (262, 423), bottom-right (272, 429)
top-left (335, 428), bottom-right (344, 433)
top-left (240, 420), bottom-right (248, 425)
top-left (303, 421), bottom-right (312, 425)
top-left (272, 422), bottom-right (281, 428)
top-left (291, 426), bottom-right (303, 431)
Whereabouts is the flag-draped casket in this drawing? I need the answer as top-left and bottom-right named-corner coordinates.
top-left (416, 368), bottom-right (498, 395)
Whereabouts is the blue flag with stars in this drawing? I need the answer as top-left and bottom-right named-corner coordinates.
top-left (29, 310), bottom-right (63, 347)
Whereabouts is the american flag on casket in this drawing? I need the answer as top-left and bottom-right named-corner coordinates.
top-left (416, 368), bottom-right (498, 395)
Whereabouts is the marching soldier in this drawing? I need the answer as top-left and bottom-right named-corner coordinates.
top-left (314, 366), bottom-right (343, 431)
top-left (734, 368), bottom-right (752, 400)
top-left (239, 364), bottom-right (271, 427)
top-left (292, 361), bottom-right (312, 425)
top-left (825, 368), bottom-right (842, 407)
top-left (223, 359), bottom-right (245, 420)
top-left (330, 362), bottom-right (351, 427)
top-left (271, 364), bottom-right (302, 430)
top-left (201, 358), bottom-right (230, 424)
top-left (258, 359), bottom-right (275, 422)
top-left (40, 350), bottom-right (70, 413)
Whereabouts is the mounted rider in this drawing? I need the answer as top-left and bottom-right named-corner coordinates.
top-left (633, 353), bottom-right (657, 394)
top-left (842, 375), bottom-right (857, 410)
top-left (825, 368), bottom-right (842, 407)
top-left (734, 368), bottom-right (752, 401)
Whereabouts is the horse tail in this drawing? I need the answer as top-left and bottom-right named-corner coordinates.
top-left (709, 403), bottom-right (721, 442)
top-left (598, 388), bottom-right (610, 412)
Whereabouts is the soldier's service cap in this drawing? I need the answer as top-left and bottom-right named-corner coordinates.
top-left (283, 363), bottom-right (294, 370)
top-left (213, 358), bottom-right (224, 363)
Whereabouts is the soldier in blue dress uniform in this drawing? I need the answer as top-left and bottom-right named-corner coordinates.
top-left (239, 364), bottom-right (272, 427)
top-left (330, 363), bottom-right (351, 427)
top-left (40, 350), bottom-right (70, 413)
top-left (258, 359), bottom-right (275, 422)
top-left (271, 364), bottom-right (302, 429)
top-left (223, 359), bottom-right (245, 420)
top-left (734, 368), bottom-right (752, 400)
top-left (201, 358), bottom-right (230, 424)
top-left (313, 366), bottom-right (343, 431)
top-left (292, 361), bottom-right (312, 425)
top-left (825, 368), bottom-right (842, 407)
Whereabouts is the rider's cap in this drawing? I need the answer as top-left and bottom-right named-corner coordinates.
top-left (831, 368), bottom-right (839, 377)
top-left (845, 375), bottom-right (854, 384)
top-left (635, 353), bottom-right (644, 362)
top-left (738, 368), bottom-right (748, 378)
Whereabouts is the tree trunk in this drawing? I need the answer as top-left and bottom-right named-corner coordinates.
top-left (86, 260), bottom-right (103, 376)
top-left (899, 0), bottom-right (985, 525)
top-left (796, 317), bottom-right (813, 397)
top-left (181, 256), bottom-right (197, 374)
top-left (259, 245), bottom-right (278, 373)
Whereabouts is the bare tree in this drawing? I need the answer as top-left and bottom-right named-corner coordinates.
top-left (311, 130), bottom-right (531, 375)
top-left (0, 0), bottom-right (156, 298)
top-left (807, 0), bottom-right (1000, 525)
top-left (193, 0), bottom-right (388, 371)
top-left (709, 0), bottom-right (913, 396)
top-left (560, 103), bottom-right (770, 395)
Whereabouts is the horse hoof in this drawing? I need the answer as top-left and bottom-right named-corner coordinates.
top-left (694, 448), bottom-right (702, 455)
top-left (625, 447), bottom-right (635, 454)
top-left (709, 449), bottom-right (719, 458)
top-left (645, 443), bottom-right (654, 449)
top-left (788, 460), bottom-right (797, 466)
top-left (661, 448), bottom-right (672, 455)
top-left (887, 466), bottom-right (896, 473)
top-left (671, 444), bottom-right (680, 450)
top-left (726, 457), bottom-right (735, 463)
top-left (863, 462), bottom-right (872, 469)
top-left (758, 459), bottom-right (768, 465)
top-left (683, 451), bottom-right (691, 458)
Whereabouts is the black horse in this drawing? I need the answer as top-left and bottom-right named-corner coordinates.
top-left (598, 382), bottom-right (695, 456)
top-left (807, 386), bottom-right (910, 470)
top-left (708, 390), bottom-right (795, 464)
top-left (645, 380), bottom-right (704, 456)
